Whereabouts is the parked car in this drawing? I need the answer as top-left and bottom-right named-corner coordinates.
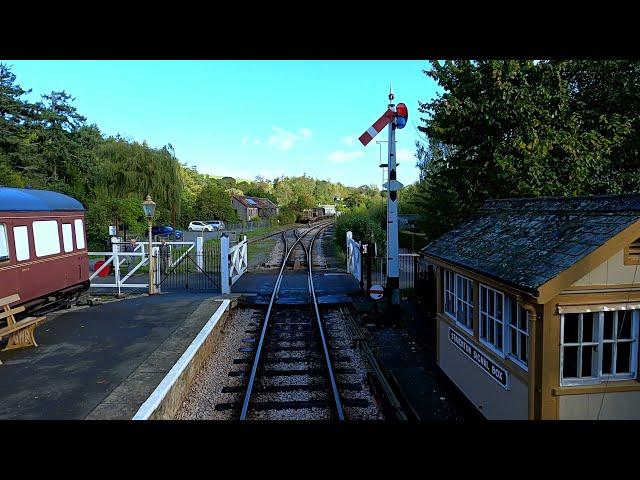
top-left (188, 221), bottom-right (214, 232)
top-left (205, 220), bottom-right (225, 230)
top-left (151, 225), bottom-right (183, 239)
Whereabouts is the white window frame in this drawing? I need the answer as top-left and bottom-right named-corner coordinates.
top-left (443, 269), bottom-right (474, 334)
top-left (13, 226), bottom-right (30, 261)
top-left (33, 220), bottom-right (61, 257)
top-left (560, 310), bottom-right (639, 386)
top-left (506, 298), bottom-right (529, 371)
top-left (74, 219), bottom-right (85, 250)
top-left (444, 269), bottom-right (456, 319)
top-left (62, 223), bottom-right (74, 252)
top-left (0, 224), bottom-right (9, 261)
top-left (479, 284), bottom-right (506, 357)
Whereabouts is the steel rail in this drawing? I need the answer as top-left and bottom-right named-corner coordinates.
top-left (301, 223), bottom-right (345, 420)
top-left (239, 222), bottom-right (329, 420)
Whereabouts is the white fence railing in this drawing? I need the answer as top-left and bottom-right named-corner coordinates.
top-left (89, 241), bottom-right (195, 295)
top-left (346, 231), bottom-right (362, 283)
top-left (220, 235), bottom-right (248, 294)
top-left (91, 234), bottom-right (250, 295)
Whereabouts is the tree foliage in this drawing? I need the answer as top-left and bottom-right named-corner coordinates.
top-left (414, 60), bottom-right (640, 241)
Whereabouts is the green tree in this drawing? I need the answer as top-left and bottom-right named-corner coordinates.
top-left (415, 60), bottom-right (634, 240)
top-left (195, 180), bottom-right (239, 223)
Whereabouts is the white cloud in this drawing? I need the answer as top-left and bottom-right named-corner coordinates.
top-left (397, 148), bottom-right (415, 163)
top-left (341, 135), bottom-right (356, 147)
top-left (267, 126), bottom-right (312, 151)
top-left (299, 127), bottom-right (312, 139)
top-left (253, 139), bottom-right (261, 145)
top-left (241, 136), bottom-right (249, 145)
top-left (327, 150), bottom-right (364, 164)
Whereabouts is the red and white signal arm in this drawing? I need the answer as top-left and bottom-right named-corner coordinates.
top-left (369, 284), bottom-right (384, 300)
top-left (358, 109), bottom-right (395, 146)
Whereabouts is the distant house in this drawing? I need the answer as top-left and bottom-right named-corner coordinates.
top-left (421, 194), bottom-right (640, 420)
top-left (232, 196), bottom-right (259, 221)
top-left (249, 197), bottom-right (279, 218)
top-left (232, 195), bottom-right (278, 220)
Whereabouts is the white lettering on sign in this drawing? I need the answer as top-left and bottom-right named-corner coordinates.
top-left (448, 328), bottom-right (509, 389)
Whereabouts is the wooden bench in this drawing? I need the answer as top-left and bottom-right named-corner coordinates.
top-left (0, 294), bottom-right (45, 363)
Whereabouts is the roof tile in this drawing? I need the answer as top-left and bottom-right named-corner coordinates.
top-left (422, 194), bottom-right (640, 294)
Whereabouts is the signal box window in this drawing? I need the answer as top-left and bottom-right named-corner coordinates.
top-left (0, 224), bottom-right (9, 261)
top-left (480, 284), bottom-right (505, 356)
top-left (443, 269), bottom-right (474, 333)
top-left (561, 310), bottom-right (639, 386)
top-left (33, 220), bottom-right (61, 257)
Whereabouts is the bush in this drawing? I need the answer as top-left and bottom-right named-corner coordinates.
top-left (277, 207), bottom-right (297, 225)
top-left (334, 211), bottom-right (385, 253)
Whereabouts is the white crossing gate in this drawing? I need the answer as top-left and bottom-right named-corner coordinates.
top-left (346, 231), bottom-right (362, 283)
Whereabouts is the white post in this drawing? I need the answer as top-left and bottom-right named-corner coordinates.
top-left (386, 90), bottom-right (400, 305)
top-left (113, 241), bottom-right (121, 296)
top-left (346, 231), bottom-right (352, 272)
top-left (221, 234), bottom-right (230, 294)
top-left (196, 236), bottom-right (204, 270)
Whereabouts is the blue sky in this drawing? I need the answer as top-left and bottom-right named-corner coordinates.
top-left (4, 60), bottom-right (440, 187)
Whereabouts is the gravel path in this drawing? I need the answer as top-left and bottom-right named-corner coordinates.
top-left (175, 308), bottom-right (258, 420)
top-left (323, 309), bottom-right (384, 420)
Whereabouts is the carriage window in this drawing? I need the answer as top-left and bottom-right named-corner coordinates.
top-left (74, 219), bottom-right (85, 249)
top-left (0, 224), bottom-right (9, 261)
top-left (13, 226), bottom-right (30, 261)
top-left (62, 223), bottom-right (74, 252)
top-left (33, 220), bottom-right (61, 257)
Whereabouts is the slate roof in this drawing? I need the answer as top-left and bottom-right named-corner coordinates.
top-left (0, 187), bottom-right (85, 212)
top-left (233, 196), bottom-right (254, 208)
top-left (421, 194), bottom-right (640, 296)
top-left (246, 196), bottom-right (277, 209)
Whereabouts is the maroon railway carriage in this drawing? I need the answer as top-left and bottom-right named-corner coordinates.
top-left (0, 187), bottom-right (90, 313)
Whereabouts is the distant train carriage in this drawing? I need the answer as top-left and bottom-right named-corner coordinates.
top-left (0, 187), bottom-right (90, 313)
top-left (299, 209), bottom-right (313, 223)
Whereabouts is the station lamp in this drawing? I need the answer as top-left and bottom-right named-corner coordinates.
top-left (142, 195), bottom-right (157, 295)
top-left (143, 195), bottom-right (157, 220)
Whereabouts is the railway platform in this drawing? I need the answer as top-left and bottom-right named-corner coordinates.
top-left (0, 293), bottom-right (229, 419)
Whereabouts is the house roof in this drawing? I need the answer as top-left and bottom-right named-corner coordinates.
top-left (245, 196), bottom-right (277, 209)
top-left (233, 195), bottom-right (253, 208)
top-left (0, 187), bottom-right (85, 212)
top-left (421, 194), bottom-right (640, 296)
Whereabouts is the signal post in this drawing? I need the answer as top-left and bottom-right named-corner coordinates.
top-left (359, 88), bottom-right (407, 307)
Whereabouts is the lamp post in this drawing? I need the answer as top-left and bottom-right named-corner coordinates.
top-left (142, 195), bottom-right (157, 295)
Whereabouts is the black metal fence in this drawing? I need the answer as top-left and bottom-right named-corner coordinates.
top-left (157, 245), bottom-right (221, 292)
top-left (361, 251), bottom-right (437, 310)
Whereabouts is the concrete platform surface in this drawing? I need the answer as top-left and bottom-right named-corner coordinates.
top-left (0, 293), bottom-right (222, 420)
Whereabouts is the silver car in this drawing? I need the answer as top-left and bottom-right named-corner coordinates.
top-left (205, 220), bottom-right (225, 230)
top-left (188, 221), bottom-right (214, 232)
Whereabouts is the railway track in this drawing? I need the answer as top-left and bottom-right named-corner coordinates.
top-left (211, 221), bottom-right (375, 420)
top-left (239, 221), bottom-right (345, 420)
top-left (175, 221), bottom-right (384, 420)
